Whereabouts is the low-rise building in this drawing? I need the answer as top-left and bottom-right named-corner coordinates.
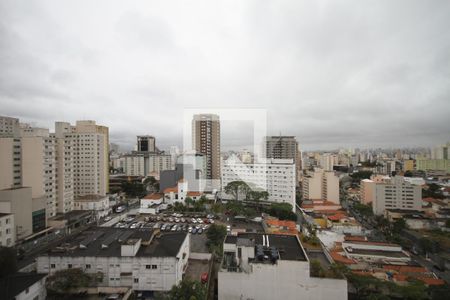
top-left (0, 273), bottom-right (47, 300)
top-left (140, 193), bottom-right (164, 214)
top-left (74, 195), bottom-right (110, 218)
top-left (341, 240), bottom-right (410, 264)
top-left (37, 227), bottom-right (190, 292)
top-left (218, 233), bottom-right (347, 300)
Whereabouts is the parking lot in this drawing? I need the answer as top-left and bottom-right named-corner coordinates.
top-left (109, 213), bottom-right (217, 235)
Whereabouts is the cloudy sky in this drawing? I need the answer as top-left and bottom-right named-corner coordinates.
top-left (1, 1), bottom-right (449, 151)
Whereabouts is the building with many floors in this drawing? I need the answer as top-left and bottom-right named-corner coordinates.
top-left (221, 156), bottom-right (296, 210)
top-left (192, 114), bottom-right (221, 183)
top-left (302, 169), bottom-right (339, 204)
top-left (371, 176), bottom-right (422, 215)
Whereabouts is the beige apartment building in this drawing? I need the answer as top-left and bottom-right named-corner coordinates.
top-left (192, 114), bottom-right (221, 181)
top-left (70, 120), bottom-right (109, 197)
top-left (302, 169), bottom-right (339, 204)
top-left (20, 125), bottom-right (57, 218)
top-left (360, 175), bottom-right (390, 205)
top-left (372, 176), bottom-right (422, 215)
top-left (0, 187), bottom-right (46, 240)
top-left (0, 137), bottom-right (22, 190)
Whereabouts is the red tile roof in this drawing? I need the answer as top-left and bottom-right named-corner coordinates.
top-left (163, 186), bottom-right (178, 193)
top-left (418, 277), bottom-right (446, 286)
top-left (187, 191), bottom-right (202, 197)
top-left (344, 235), bottom-right (367, 242)
top-left (143, 193), bottom-right (164, 200)
top-left (330, 251), bottom-right (356, 265)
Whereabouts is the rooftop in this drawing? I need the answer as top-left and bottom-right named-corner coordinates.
top-left (344, 248), bottom-right (408, 258)
top-left (42, 227), bottom-right (187, 258)
top-left (143, 193), bottom-right (164, 200)
top-left (224, 233), bottom-right (307, 261)
top-left (0, 273), bottom-right (46, 300)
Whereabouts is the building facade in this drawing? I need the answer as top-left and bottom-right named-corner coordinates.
top-left (302, 169), bottom-right (339, 204)
top-left (37, 228), bottom-right (190, 292)
top-left (372, 176), bottom-right (422, 215)
top-left (192, 114), bottom-right (221, 181)
top-left (0, 213), bottom-right (15, 247)
top-left (218, 233), bottom-right (347, 300)
top-left (221, 157), bottom-right (296, 210)
top-left (74, 195), bottom-right (110, 218)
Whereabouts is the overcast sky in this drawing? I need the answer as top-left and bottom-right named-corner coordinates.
top-left (1, 1), bottom-right (449, 151)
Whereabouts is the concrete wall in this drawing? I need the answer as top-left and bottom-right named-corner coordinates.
top-left (218, 260), bottom-right (347, 300)
top-left (15, 277), bottom-right (47, 300)
top-left (0, 187), bottom-right (33, 239)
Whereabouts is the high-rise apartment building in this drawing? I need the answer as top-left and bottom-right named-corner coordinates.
top-left (53, 122), bottom-right (74, 214)
top-left (137, 135), bottom-right (156, 152)
top-left (70, 121), bottom-right (109, 197)
top-left (302, 169), bottom-right (339, 204)
top-left (0, 116), bottom-right (20, 137)
top-left (192, 114), bottom-right (221, 180)
top-left (20, 125), bottom-right (57, 218)
top-left (221, 157), bottom-right (296, 211)
top-left (265, 136), bottom-right (300, 183)
top-left (371, 176), bottom-right (422, 215)
top-left (265, 136), bottom-right (298, 160)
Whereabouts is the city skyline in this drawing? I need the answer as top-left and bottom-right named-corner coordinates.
top-left (1, 1), bottom-right (450, 151)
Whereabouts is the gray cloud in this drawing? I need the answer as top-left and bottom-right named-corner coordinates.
top-left (0, 0), bottom-right (449, 151)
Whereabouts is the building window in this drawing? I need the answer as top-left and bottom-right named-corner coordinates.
top-left (86, 264), bottom-right (91, 269)
top-left (152, 265), bottom-right (157, 269)
top-left (146, 265), bottom-right (151, 269)
top-left (134, 278), bottom-right (139, 283)
top-left (51, 264), bottom-right (56, 269)
top-left (68, 264), bottom-right (72, 269)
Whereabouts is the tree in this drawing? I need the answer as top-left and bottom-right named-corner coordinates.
top-left (121, 181), bottom-right (146, 198)
top-left (46, 268), bottom-right (91, 294)
top-left (392, 218), bottom-right (406, 234)
top-left (224, 181), bottom-right (250, 201)
top-left (310, 259), bottom-right (325, 277)
top-left (248, 190), bottom-right (268, 212)
top-left (206, 224), bottom-right (227, 256)
top-left (0, 247), bottom-right (17, 278)
top-left (267, 203), bottom-right (297, 221)
top-left (143, 176), bottom-right (159, 192)
top-left (185, 197), bottom-right (194, 208)
top-left (164, 279), bottom-right (206, 300)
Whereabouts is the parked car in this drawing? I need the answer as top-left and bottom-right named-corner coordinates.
top-left (192, 227), bottom-right (197, 234)
top-left (197, 228), bottom-right (203, 234)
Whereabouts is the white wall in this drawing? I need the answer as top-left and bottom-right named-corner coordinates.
top-left (218, 260), bottom-right (347, 300)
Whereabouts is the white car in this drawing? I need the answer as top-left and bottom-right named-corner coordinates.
top-left (209, 219), bottom-right (214, 224)
top-left (188, 226), bottom-right (193, 233)
top-left (226, 225), bottom-right (231, 232)
top-left (191, 218), bottom-right (197, 223)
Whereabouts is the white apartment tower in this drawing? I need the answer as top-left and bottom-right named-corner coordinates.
top-left (221, 156), bottom-right (296, 211)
